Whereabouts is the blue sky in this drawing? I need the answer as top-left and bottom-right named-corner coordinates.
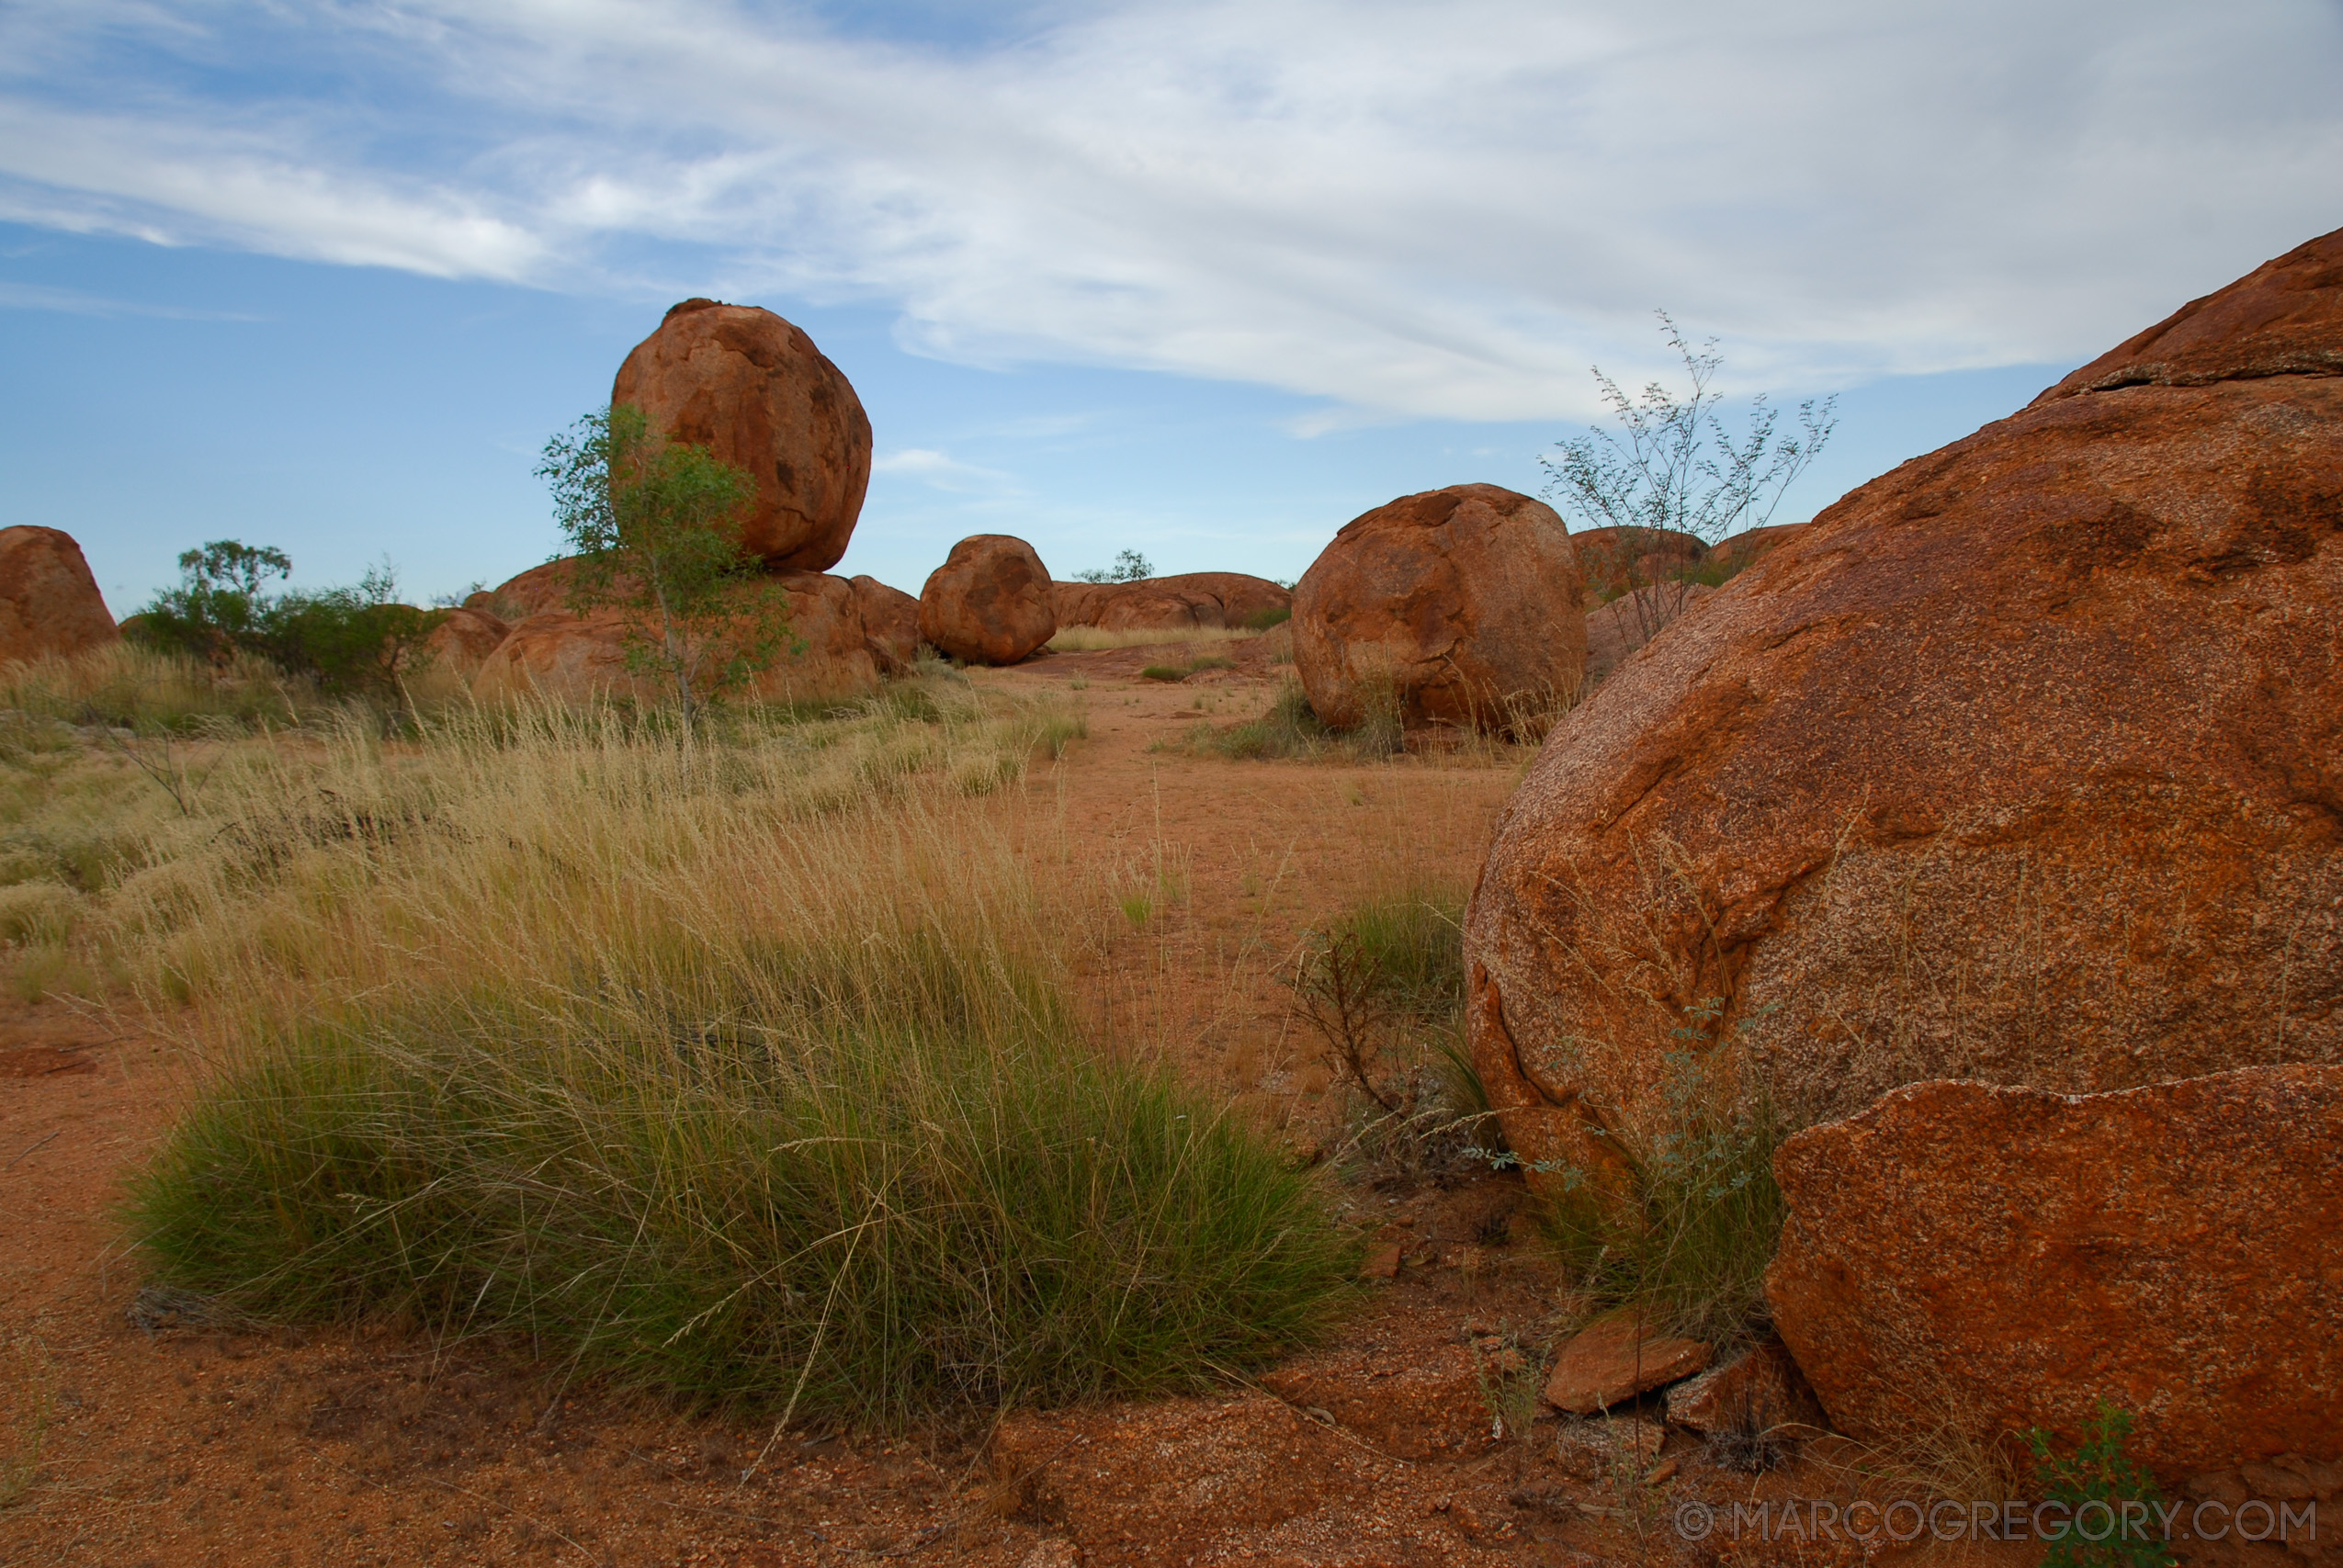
top-left (4, 2), bottom-right (2340, 614)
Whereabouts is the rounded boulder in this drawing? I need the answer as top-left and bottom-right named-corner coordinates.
top-left (1291, 484), bottom-right (1585, 731)
top-left (0, 527), bottom-right (119, 666)
top-left (919, 536), bottom-right (1056, 665)
top-left (612, 299), bottom-right (873, 572)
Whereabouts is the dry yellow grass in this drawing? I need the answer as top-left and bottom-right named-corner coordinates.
top-left (1046, 623), bottom-right (1254, 652)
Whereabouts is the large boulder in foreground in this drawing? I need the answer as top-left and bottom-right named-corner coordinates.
top-left (472, 572), bottom-right (877, 705)
top-left (1292, 485), bottom-right (1585, 731)
top-left (1766, 1066), bottom-right (2343, 1477)
top-left (0, 527), bottom-right (119, 666)
top-left (1051, 572), bottom-right (1289, 633)
top-left (850, 575), bottom-right (922, 674)
top-left (1464, 229), bottom-right (2343, 1178)
top-left (612, 299), bottom-right (873, 572)
top-left (919, 536), bottom-right (1055, 665)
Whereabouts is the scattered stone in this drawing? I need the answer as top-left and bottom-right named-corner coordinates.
top-left (611, 299), bottom-right (873, 570)
top-left (1765, 1065), bottom-right (2343, 1478)
top-left (1549, 1414), bottom-right (1665, 1482)
top-left (919, 536), bottom-right (1056, 666)
top-left (1357, 1243), bottom-right (1402, 1280)
top-left (1542, 1314), bottom-right (1711, 1416)
top-left (1466, 225), bottom-right (2343, 1180)
top-left (0, 525), bottom-right (119, 666)
top-left (1291, 484), bottom-right (1586, 733)
top-left (849, 575), bottom-right (922, 673)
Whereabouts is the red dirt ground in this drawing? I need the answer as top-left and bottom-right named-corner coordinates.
top-left (0, 640), bottom-right (2306, 1567)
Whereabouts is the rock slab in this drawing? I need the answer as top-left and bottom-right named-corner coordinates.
top-left (1765, 1066), bottom-right (2343, 1478)
top-left (0, 526), bottom-right (119, 666)
top-left (1052, 572), bottom-right (1289, 632)
top-left (1292, 484), bottom-right (1585, 732)
top-left (612, 299), bottom-right (873, 572)
top-left (920, 536), bottom-right (1056, 665)
top-left (1465, 227), bottom-right (2343, 1179)
top-left (1542, 1314), bottom-right (1711, 1415)
top-left (472, 572), bottom-right (877, 704)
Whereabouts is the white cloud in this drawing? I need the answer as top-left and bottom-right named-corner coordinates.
top-left (872, 446), bottom-right (1023, 494)
top-left (2, 0), bottom-right (2339, 418)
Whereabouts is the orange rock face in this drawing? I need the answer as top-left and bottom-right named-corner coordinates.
top-left (2040, 226), bottom-right (2343, 397)
top-left (849, 575), bottom-right (921, 674)
top-left (1051, 572), bottom-right (1290, 632)
top-left (471, 573), bottom-right (877, 704)
top-left (1765, 1066), bottom-right (2343, 1478)
top-left (919, 536), bottom-right (1056, 665)
top-left (1292, 484), bottom-right (1586, 732)
top-left (0, 526), bottom-right (119, 666)
top-left (611, 299), bottom-right (872, 572)
top-left (1465, 231), bottom-right (2343, 1177)
top-left (421, 606), bottom-right (510, 676)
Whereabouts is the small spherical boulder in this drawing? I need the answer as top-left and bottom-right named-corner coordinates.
top-left (919, 536), bottom-right (1056, 665)
top-left (1291, 485), bottom-right (1586, 731)
top-left (0, 527), bottom-right (119, 666)
top-left (612, 299), bottom-right (873, 572)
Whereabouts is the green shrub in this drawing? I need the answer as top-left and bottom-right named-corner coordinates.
top-left (1243, 606), bottom-right (1292, 632)
top-left (2029, 1403), bottom-right (2179, 1568)
top-left (125, 935), bottom-right (1355, 1424)
top-left (1139, 664), bottom-right (1186, 682)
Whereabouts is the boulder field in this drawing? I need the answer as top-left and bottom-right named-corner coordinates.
top-left (920, 535), bottom-right (1057, 666)
top-left (1464, 227), bottom-right (2343, 1182)
top-left (612, 299), bottom-right (872, 572)
top-left (0, 526), bottom-right (119, 666)
top-left (1292, 484), bottom-right (1587, 732)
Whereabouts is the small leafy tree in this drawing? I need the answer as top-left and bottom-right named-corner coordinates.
top-left (137, 541), bottom-right (294, 656)
top-left (537, 404), bottom-right (798, 728)
top-left (1073, 548), bottom-right (1153, 584)
top-left (131, 544), bottom-right (434, 700)
top-left (1542, 313), bottom-right (1836, 644)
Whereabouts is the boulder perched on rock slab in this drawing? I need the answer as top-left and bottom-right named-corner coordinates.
top-left (0, 526), bottom-right (118, 666)
top-left (612, 299), bottom-right (872, 571)
top-left (1765, 1066), bottom-right (2343, 1479)
top-left (1465, 228), bottom-right (2343, 1179)
top-left (1292, 484), bottom-right (1585, 732)
top-left (919, 536), bottom-right (1055, 665)
top-left (1542, 1314), bottom-right (1711, 1416)
top-left (1051, 572), bottom-right (1290, 632)
top-left (850, 575), bottom-right (921, 674)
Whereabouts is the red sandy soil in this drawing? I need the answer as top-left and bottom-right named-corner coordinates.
top-left (0, 639), bottom-right (2301, 1567)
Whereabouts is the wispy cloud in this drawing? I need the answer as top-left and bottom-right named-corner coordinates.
top-left (2, 1), bottom-right (2338, 418)
top-left (872, 446), bottom-right (1023, 495)
top-left (0, 276), bottom-right (257, 319)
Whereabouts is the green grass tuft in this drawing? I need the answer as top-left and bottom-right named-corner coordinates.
top-left (125, 935), bottom-right (1355, 1425)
